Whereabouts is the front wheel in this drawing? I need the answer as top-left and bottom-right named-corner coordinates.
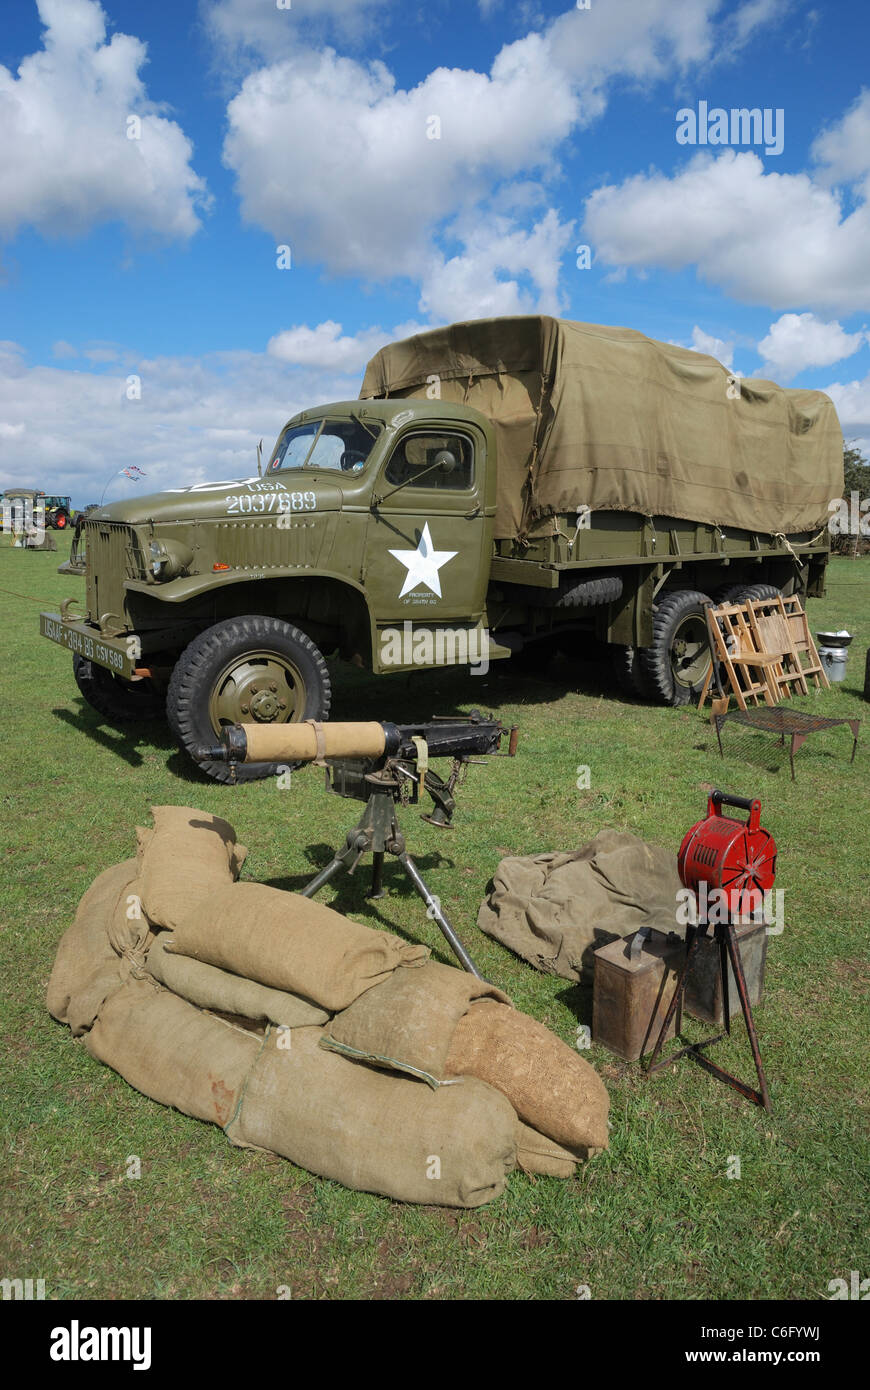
top-left (638, 589), bottom-right (714, 706)
top-left (73, 655), bottom-right (165, 723)
top-left (166, 615), bottom-right (331, 783)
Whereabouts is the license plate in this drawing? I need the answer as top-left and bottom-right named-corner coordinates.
top-left (40, 612), bottom-right (136, 679)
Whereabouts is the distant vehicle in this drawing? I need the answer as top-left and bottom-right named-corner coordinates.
top-left (42, 495), bottom-right (74, 529)
top-left (3, 488), bottom-right (74, 529)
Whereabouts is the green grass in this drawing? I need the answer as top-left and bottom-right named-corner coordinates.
top-left (1, 543), bottom-right (868, 1301)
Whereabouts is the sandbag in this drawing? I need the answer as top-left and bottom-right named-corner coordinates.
top-left (46, 860), bottom-right (150, 1037)
top-left (516, 1123), bottom-right (583, 1178)
top-left (136, 806), bottom-right (248, 932)
top-left (320, 960), bottom-right (510, 1085)
top-left (83, 975), bottom-right (261, 1127)
top-left (227, 1026), bottom-right (517, 1207)
top-left (146, 933), bottom-right (329, 1028)
top-left (168, 881), bottom-right (429, 1012)
top-left (446, 1000), bottom-right (610, 1151)
top-left (477, 830), bottom-right (683, 982)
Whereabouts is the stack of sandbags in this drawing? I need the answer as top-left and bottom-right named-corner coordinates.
top-left (321, 960), bottom-right (610, 1174)
top-left (46, 858), bottom-right (151, 1037)
top-left (46, 807), bottom-right (520, 1207)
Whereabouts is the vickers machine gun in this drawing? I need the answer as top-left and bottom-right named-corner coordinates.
top-left (197, 712), bottom-right (518, 977)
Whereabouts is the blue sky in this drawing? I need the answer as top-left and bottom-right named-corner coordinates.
top-left (1, 0), bottom-right (869, 505)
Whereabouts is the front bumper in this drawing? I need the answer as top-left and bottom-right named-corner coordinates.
top-left (40, 612), bottom-right (137, 679)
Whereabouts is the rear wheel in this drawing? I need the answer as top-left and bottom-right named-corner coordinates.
top-left (73, 655), bottom-right (165, 722)
top-left (611, 644), bottom-right (650, 698)
top-left (166, 615), bottom-right (331, 783)
top-left (639, 589), bottom-right (714, 706)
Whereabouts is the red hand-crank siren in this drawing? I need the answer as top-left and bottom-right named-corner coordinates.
top-left (678, 790), bottom-right (777, 918)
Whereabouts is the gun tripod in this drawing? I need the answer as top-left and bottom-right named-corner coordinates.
top-left (645, 916), bottom-right (771, 1110)
top-left (299, 765), bottom-right (483, 978)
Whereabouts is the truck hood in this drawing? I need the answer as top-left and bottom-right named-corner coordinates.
top-left (87, 475), bottom-right (345, 525)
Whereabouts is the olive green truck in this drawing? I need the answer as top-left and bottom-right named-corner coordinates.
top-left (41, 316), bottom-right (843, 782)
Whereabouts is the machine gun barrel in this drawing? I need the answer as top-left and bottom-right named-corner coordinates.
top-left (196, 711), bottom-right (516, 766)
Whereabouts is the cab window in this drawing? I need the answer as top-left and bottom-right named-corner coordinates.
top-left (384, 432), bottom-right (474, 490)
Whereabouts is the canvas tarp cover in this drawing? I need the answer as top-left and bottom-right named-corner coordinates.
top-left (359, 316), bottom-right (843, 540)
top-left (476, 830), bottom-right (684, 983)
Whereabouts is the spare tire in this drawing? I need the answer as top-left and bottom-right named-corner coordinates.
top-left (713, 582), bottom-right (780, 605)
top-left (639, 589), bottom-right (714, 707)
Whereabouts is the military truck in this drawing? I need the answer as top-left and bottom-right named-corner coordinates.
top-left (40, 316), bottom-right (842, 782)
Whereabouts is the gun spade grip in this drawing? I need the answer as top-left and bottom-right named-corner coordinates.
top-left (240, 721), bottom-right (387, 763)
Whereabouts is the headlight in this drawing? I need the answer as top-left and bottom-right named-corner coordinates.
top-left (149, 539), bottom-right (193, 581)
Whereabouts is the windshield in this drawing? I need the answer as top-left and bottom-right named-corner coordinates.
top-left (268, 418), bottom-right (381, 474)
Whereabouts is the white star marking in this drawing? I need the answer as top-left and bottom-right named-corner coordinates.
top-left (389, 522), bottom-right (458, 599)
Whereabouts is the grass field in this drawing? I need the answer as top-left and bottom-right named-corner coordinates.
top-left (1, 543), bottom-right (868, 1301)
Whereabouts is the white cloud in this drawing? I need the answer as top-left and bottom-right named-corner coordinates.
top-left (221, 0), bottom-right (783, 286)
top-left (267, 320), bottom-right (391, 372)
top-left (223, 45), bottom-right (578, 283)
top-left (811, 88), bottom-right (870, 186)
top-left (824, 373), bottom-right (870, 437)
top-left (0, 0), bottom-right (208, 243)
top-left (417, 209), bottom-right (573, 323)
top-left (584, 149), bottom-right (870, 314)
top-left (687, 326), bottom-right (734, 368)
top-left (0, 338), bottom-right (371, 504)
top-left (757, 313), bottom-right (866, 380)
top-left (205, 0), bottom-right (391, 61)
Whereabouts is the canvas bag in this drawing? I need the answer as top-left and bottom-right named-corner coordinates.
top-left (446, 1000), bottom-right (610, 1152)
top-left (46, 859), bottom-right (151, 1037)
top-left (136, 806), bottom-right (247, 932)
top-left (227, 1026), bottom-right (518, 1208)
top-left (167, 881), bottom-right (429, 1012)
top-left (477, 830), bottom-right (684, 982)
top-left (146, 933), bottom-right (329, 1028)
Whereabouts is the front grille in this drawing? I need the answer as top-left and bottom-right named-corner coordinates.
top-left (84, 521), bottom-right (146, 617)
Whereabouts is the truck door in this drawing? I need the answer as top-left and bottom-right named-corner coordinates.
top-left (365, 424), bottom-right (489, 629)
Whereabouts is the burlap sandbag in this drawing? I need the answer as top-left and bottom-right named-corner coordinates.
top-left (168, 882), bottom-right (429, 1012)
top-left (446, 1000), bottom-right (610, 1151)
top-left (477, 830), bottom-right (683, 982)
top-left (516, 1123), bottom-right (583, 1178)
top-left (83, 974), bottom-right (261, 1127)
top-left (320, 960), bottom-right (511, 1085)
top-left (46, 860), bottom-right (151, 1037)
top-left (227, 1026), bottom-right (517, 1207)
top-left (146, 933), bottom-right (329, 1028)
top-left (136, 806), bottom-right (248, 932)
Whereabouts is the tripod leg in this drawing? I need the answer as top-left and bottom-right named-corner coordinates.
top-left (398, 851), bottom-right (483, 978)
top-left (298, 854), bottom-right (348, 898)
top-left (369, 851), bottom-right (385, 900)
top-left (724, 921), bottom-right (771, 1111)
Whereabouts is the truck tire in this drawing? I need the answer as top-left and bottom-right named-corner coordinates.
top-left (639, 589), bottom-right (714, 707)
top-left (555, 574), bottom-right (623, 608)
top-left (73, 655), bottom-right (165, 722)
top-left (612, 644), bottom-right (650, 698)
top-left (166, 615), bottom-right (331, 784)
top-left (713, 582), bottom-right (780, 605)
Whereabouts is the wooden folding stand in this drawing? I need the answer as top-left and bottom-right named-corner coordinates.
top-left (697, 595), bottom-right (829, 712)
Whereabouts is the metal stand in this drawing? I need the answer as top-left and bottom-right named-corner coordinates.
top-left (299, 778), bottom-right (483, 978)
top-left (645, 917), bottom-right (771, 1110)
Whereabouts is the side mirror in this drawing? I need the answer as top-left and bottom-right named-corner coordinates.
top-left (433, 450), bottom-right (458, 475)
